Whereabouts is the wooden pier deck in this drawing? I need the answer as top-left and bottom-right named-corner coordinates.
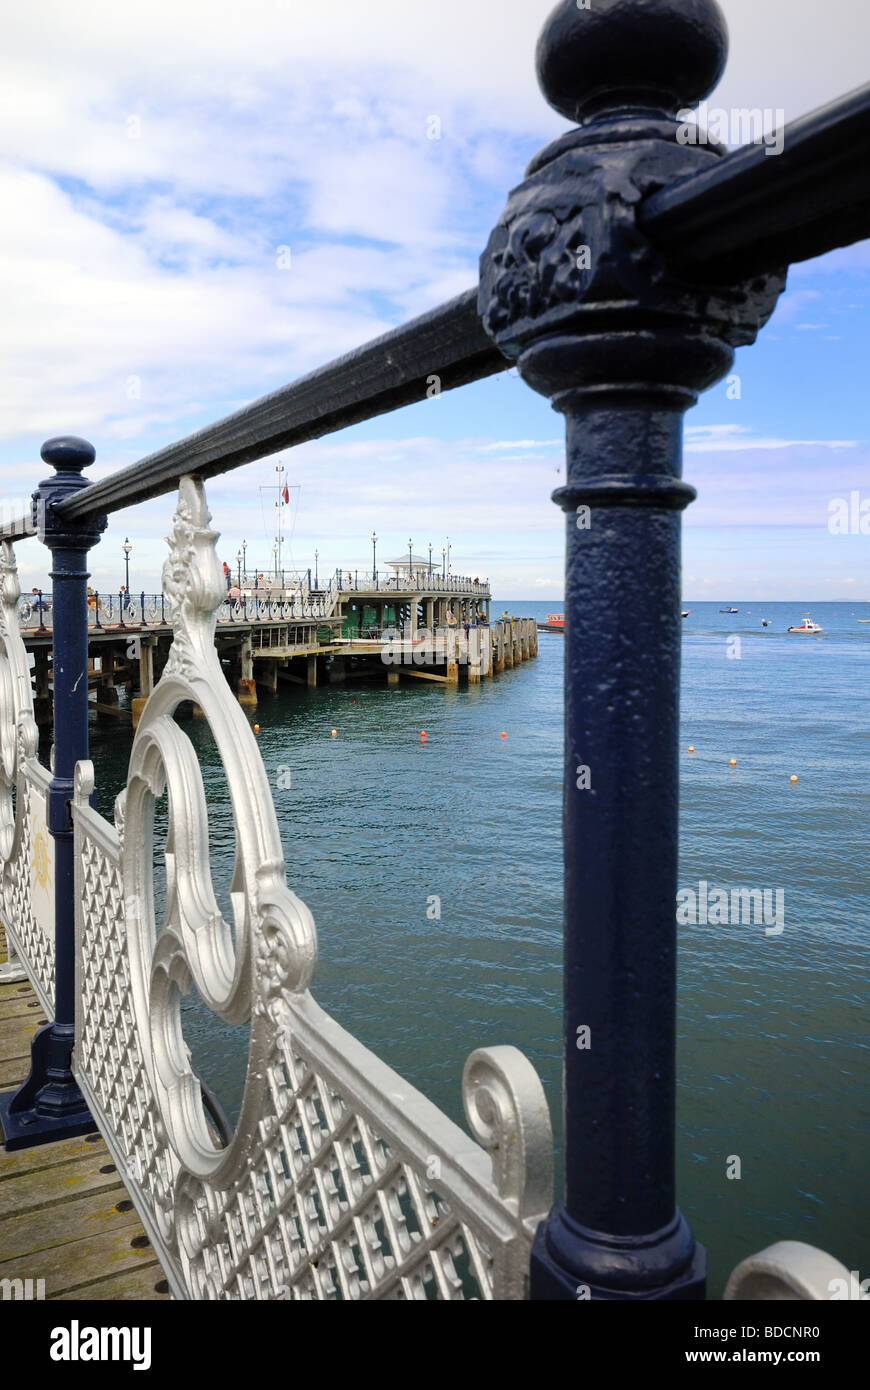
top-left (0, 925), bottom-right (170, 1301)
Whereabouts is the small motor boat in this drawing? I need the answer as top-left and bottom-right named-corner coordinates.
top-left (788, 615), bottom-right (823, 633)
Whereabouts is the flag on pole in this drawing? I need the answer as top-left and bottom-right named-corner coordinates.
top-left (282, 483), bottom-right (290, 504)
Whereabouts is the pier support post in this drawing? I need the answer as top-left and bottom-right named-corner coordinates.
top-left (480, 628), bottom-right (492, 677)
top-left (494, 623), bottom-right (505, 673)
top-left (0, 437), bottom-right (106, 1150)
top-left (468, 628), bottom-right (481, 682)
top-left (479, 0), bottom-right (784, 1299)
top-left (257, 657), bottom-right (278, 693)
top-left (307, 653), bottom-right (318, 688)
top-left (131, 634), bottom-right (155, 729)
top-left (237, 635), bottom-right (257, 706)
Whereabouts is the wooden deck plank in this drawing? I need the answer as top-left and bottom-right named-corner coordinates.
top-left (0, 1062), bottom-right (30, 1088)
top-left (0, 996), bottom-right (43, 1021)
top-left (0, 939), bottom-right (168, 1299)
top-left (0, 1186), bottom-right (134, 1261)
top-left (0, 1014), bottom-right (40, 1048)
top-left (0, 1225), bottom-right (159, 1297)
top-left (0, 1152), bottom-right (125, 1219)
top-left (0, 1133), bottom-right (109, 1182)
top-left (51, 1263), bottom-right (171, 1301)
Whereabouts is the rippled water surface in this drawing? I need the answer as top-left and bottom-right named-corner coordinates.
top-left (86, 599), bottom-right (869, 1297)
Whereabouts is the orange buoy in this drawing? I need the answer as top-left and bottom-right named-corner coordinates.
top-left (420, 731), bottom-right (427, 741)
top-left (331, 729), bottom-right (338, 737)
top-left (790, 774), bottom-right (798, 784)
top-left (729, 758), bottom-right (737, 767)
top-left (500, 731), bottom-right (507, 739)
top-left (253, 723), bottom-right (260, 733)
top-left (688, 745), bottom-right (695, 754)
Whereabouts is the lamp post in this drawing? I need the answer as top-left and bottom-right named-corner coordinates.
top-left (241, 538), bottom-right (247, 583)
top-left (428, 542), bottom-right (433, 580)
top-left (314, 549), bottom-right (319, 588)
top-left (235, 550), bottom-right (242, 589)
top-left (272, 542), bottom-right (278, 582)
top-left (122, 536), bottom-right (131, 594)
top-left (371, 531), bottom-right (377, 582)
top-left (408, 538), bottom-right (413, 583)
top-left (442, 546), bottom-right (446, 581)
top-left (446, 536), bottom-right (451, 579)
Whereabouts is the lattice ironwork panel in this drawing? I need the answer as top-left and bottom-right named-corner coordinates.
top-left (1, 768), bottom-right (55, 1016)
top-left (71, 478), bottom-right (552, 1301)
top-left (173, 1004), bottom-right (498, 1301)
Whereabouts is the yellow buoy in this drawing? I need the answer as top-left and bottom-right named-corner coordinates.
top-left (331, 729), bottom-right (338, 737)
top-left (729, 758), bottom-right (737, 767)
top-left (688, 745), bottom-right (695, 754)
top-left (790, 774), bottom-right (798, 784)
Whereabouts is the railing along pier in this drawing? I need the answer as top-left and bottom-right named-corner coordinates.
top-left (1, 0), bottom-right (868, 1300)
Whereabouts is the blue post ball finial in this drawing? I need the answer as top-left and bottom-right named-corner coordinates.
top-left (40, 436), bottom-right (96, 472)
top-left (536, 0), bottom-right (729, 124)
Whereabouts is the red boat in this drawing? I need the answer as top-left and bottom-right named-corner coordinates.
top-left (538, 612), bottom-right (565, 633)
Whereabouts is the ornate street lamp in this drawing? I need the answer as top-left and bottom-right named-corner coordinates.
top-left (408, 538), bottom-right (413, 581)
top-left (122, 537), bottom-right (132, 594)
top-left (241, 538), bottom-right (247, 580)
top-left (371, 531), bottom-right (377, 581)
top-left (442, 546), bottom-right (446, 580)
top-left (314, 548), bottom-right (319, 588)
top-left (428, 542), bottom-right (433, 579)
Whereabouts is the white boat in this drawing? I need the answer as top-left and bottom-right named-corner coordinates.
top-left (788, 615), bottom-right (823, 633)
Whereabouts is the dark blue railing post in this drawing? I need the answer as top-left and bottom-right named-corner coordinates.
top-left (479, 0), bottom-right (785, 1298)
top-left (37, 588), bottom-right (46, 632)
top-left (0, 436), bottom-right (107, 1150)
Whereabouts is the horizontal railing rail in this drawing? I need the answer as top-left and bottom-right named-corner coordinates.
top-left (640, 82), bottom-right (870, 278)
top-left (55, 291), bottom-right (506, 523)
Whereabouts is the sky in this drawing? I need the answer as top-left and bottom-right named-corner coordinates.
top-left (1, 0), bottom-right (868, 599)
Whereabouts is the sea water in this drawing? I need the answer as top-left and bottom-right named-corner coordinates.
top-left (84, 598), bottom-right (869, 1297)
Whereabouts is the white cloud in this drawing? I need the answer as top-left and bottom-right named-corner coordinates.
top-left (685, 425), bottom-right (859, 452)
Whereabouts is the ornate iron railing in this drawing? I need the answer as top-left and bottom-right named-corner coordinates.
top-left (69, 479), bottom-right (551, 1300)
top-left (0, 545), bottom-right (55, 1014)
top-left (1, 0), bottom-right (867, 1301)
top-left (16, 590), bottom-right (331, 631)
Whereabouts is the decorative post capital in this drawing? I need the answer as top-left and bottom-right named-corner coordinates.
top-left (33, 436), bottom-right (107, 549)
top-left (479, 0), bottom-right (786, 412)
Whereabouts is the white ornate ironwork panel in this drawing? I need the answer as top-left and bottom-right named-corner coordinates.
top-left (0, 540), bottom-right (55, 1013)
top-left (72, 478), bottom-right (552, 1300)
